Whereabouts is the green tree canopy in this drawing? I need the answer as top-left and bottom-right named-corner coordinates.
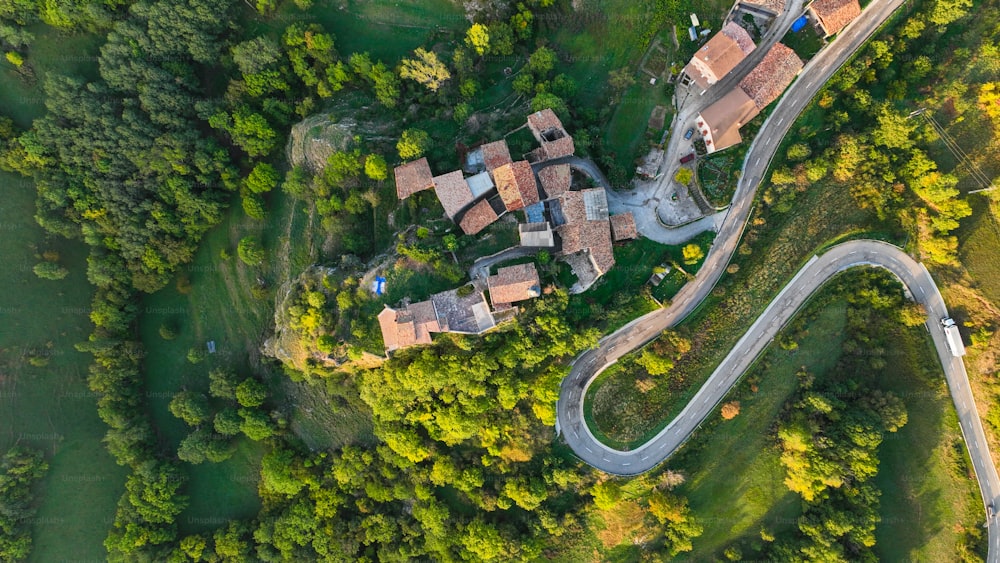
top-left (168, 391), bottom-right (211, 426)
top-left (397, 128), bottom-right (430, 160)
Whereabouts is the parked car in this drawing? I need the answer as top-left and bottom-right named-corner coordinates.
top-left (679, 153), bottom-right (695, 164)
top-left (684, 127), bottom-right (695, 140)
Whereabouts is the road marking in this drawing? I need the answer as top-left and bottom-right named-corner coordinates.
top-left (754, 157), bottom-right (761, 166)
top-left (622, 462), bottom-right (631, 466)
top-left (777, 117), bottom-right (784, 126)
top-left (807, 80), bottom-right (815, 88)
top-left (585, 445), bottom-right (593, 454)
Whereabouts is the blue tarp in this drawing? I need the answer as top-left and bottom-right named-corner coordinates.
top-left (524, 202), bottom-right (545, 223)
top-left (373, 276), bottom-right (386, 295)
top-left (791, 15), bottom-right (809, 32)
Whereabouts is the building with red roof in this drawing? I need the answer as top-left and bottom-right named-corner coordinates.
top-left (527, 109), bottom-right (575, 161)
top-left (458, 199), bottom-right (501, 235)
top-left (494, 161), bottom-right (540, 212)
top-left (808, 0), bottom-right (861, 37)
top-left (394, 157), bottom-right (435, 200)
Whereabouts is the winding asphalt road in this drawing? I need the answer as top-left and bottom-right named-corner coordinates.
top-left (556, 0), bottom-right (1000, 558)
top-left (559, 240), bottom-right (1000, 553)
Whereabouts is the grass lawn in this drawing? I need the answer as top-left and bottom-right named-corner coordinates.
top-left (781, 27), bottom-right (825, 61)
top-left (0, 173), bottom-right (127, 562)
top-left (604, 79), bottom-right (673, 176)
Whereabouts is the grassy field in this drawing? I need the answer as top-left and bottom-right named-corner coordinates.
top-left (0, 172), bottom-right (127, 562)
top-left (604, 79), bottom-right (673, 177)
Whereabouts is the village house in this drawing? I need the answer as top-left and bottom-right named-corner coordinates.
top-left (807, 0), bottom-right (861, 37)
top-left (458, 198), bottom-right (501, 235)
top-left (696, 42), bottom-right (803, 153)
top-left (738, 42), bottom-right (803, 109)
top-left (377, 300), bottom-right (445, 352)
top-left (377, 285), bottom-right (496, 354)
top-left (519, 222), bottom-right (555, 247)
top-left (494, 160), bottom-right (541, 212)
top-left (551, 188), bottom-right (616, 290)
top-left (697, 88), bottom-right (760, 153)
top-left (487, 263), bottom-right (541, 310)
top-left (393, 157), bottom-right (434, 199)
top-left (681, 22), bottom-right (756, 94)
top-left (432, 170), bottom-right (475, 220)
top-left (527, 109), bottom-right (575, 161)
top-left (537, 164), bottom-right (572, 199)
top-left (610, 213), bottom-right (639, 242)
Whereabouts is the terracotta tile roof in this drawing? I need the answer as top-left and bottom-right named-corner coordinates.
top-left (458, 199), bottom-right (500, 235)
top-left (722, 21), bottom-right (757, 53)
top-left (527, 109), bottom-right (575, 160)
top-left (394, 157), bottom-right (434, 200)
top-left (433, 170), bottom-right (474, 219)
top-left (738, 42), bottom-right (803, 109)
top-left (682, 22), bottom-right (756, 90)
top-left (527, 108), bottom-right (564, 132)
top-left (378, 306), bottom-right (434, 352)
top-left (541, 136), bottom-right (575, 159)
top-left (480, 140), bottom-right (513, 172)
top-left (741, 0), bottom-right (786, 14)
top-left (558, 190), bottom-right (588, 224)
top-left (556, 224), bottom-right (583, 254)
top-left (488, 263), bottom-right (541, 306)
top-left (810, 0), bottom-right (861, 36)
top-left (610, 213), bottom-right (638, 241)
top-left (493, 161), bottom-right (539, 212)
top-left (697, 88), bottom-right (760, 153)
top-left (582, 221), bottom-right (615, 274)
top-left (538, 164), bottom-right (572, 199)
